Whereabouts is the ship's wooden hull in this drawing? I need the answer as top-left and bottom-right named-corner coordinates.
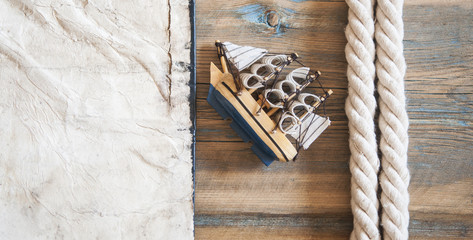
top-left (207, 62), bottom-right (297, 165)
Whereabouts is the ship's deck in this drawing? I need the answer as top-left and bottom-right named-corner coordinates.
top-left (194, 1), bottom-right (473, 239)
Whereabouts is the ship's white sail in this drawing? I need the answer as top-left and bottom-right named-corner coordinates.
top-left (278, 112), bottom-right (300, 134)
top-left (261, 55), bottom-right (288, 66)
top-left (286, 67), bottom-right (310, 85)
top-left (222, 42), bottom-right (268, 71)
top-left (290, 114), bottom-right (330, 150)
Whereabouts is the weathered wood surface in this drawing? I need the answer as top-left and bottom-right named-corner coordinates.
top-left (195, 0), bottom-right (473, 239)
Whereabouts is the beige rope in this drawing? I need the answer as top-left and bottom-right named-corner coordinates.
top-left (346, 0), bottom-right (410, 239)
top-left (345, 0), bottom-right (380, 238)
top-left (375, 0), bottom-right (410, 239)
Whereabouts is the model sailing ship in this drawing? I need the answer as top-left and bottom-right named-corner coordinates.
top-left (207, 41), bottom-right (333, 166)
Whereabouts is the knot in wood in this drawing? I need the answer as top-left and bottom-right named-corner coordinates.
top-left (266, 11), bottom-right (279, 27)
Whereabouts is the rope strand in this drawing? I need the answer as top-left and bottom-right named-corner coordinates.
top-left (375, 0), bottom-right (410, 238)
top-left (345, 0), bottom-right (381, 239)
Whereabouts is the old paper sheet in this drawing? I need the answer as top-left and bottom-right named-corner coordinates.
top-left (0, 0), bottom-right (193, 239)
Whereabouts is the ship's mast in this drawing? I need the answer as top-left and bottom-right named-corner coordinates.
top-left (215, 40), bottom-right (244, 94)
top-left (215, 40), bottom-right (228, 74)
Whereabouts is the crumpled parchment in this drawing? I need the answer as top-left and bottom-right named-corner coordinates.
top-left (0, 0), bottom-right (193, 239)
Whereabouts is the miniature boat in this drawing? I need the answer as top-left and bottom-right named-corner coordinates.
top-left (207, 41), bottom-right (332, 166)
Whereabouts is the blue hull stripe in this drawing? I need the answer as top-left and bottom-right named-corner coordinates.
top-left (207, 84), bottom-right (277, 166)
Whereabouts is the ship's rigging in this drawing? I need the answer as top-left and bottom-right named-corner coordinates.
top-left (211, 41), bottom-right (333, 163)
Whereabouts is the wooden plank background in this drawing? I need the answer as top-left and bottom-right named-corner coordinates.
top-left (194, 0), bottom-right (473, 239)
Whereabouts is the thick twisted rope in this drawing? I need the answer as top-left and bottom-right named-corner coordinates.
top-left (345, 0), bottom-right (380, 239)
top-left (375, 0), bottom-right (410, 239)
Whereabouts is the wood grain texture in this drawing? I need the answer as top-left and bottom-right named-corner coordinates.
top-left (195, 0), bottom-right (473, 239)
